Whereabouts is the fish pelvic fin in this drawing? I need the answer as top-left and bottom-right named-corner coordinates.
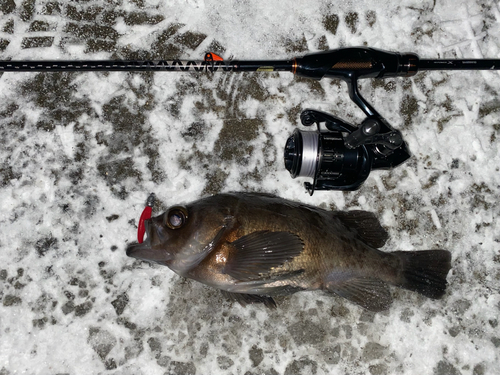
top-left (325, 276), bottom-right (392, 312)
top-left (334, 210), bottom-right (389, 248)
top-left (393, 250), bottom-right (452, 299)
top-left (221, 290), bottom-right (277, 309)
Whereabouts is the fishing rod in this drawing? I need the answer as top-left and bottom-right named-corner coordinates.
top-left (2, 47), bottom-right (499, 194)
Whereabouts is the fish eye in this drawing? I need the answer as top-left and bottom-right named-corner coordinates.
top-left (164, 206), bottom-right (188, 230)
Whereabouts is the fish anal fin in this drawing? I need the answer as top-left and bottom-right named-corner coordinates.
top-left (326, 275), bottom-right (392, 312)
top-left (224, 231), bottom-right (304, 281)
top-left (334, 210), bottom-right (389, 248)
top-left (221, 290), bottom-right (277, 309)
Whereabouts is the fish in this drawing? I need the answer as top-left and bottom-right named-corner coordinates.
top-left (126, 192), bottom-right (452, 311)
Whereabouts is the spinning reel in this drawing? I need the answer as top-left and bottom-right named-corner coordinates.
top-left (284, 108), bottom-right (410, 195)
top-left (283, 48), bottom-right (416, 195)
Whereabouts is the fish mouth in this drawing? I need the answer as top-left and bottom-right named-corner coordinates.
top-left (125, 241), bottom-right (155, 259)
top-left (126, 219), bottom-right (171, 264)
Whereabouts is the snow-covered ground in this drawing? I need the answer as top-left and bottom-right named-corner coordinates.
top-left (0, 0), bottom-right (499, 374)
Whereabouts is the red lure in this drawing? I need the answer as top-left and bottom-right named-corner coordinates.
top-left (137, 193), bottom-right (156, 243)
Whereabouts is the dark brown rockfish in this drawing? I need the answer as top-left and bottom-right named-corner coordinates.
top-left (126, 192), bottom-right (451, 311)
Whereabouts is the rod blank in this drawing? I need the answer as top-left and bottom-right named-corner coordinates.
top-left (418, 59), bottom-right (500, 71)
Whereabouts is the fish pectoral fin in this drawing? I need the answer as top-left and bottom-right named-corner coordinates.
top-left (224, 231), bottom-right (304, 281)
top-left (326, 276), bottom-right (392, 312)
top-left (221, 290), bottom-right (277, 309)
top-left (334, 210), bottom-right (389, 248)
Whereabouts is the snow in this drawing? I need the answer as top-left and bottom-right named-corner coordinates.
top-left (0, 0), bottom-right (499, 374)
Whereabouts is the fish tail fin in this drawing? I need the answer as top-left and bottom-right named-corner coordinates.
top-left (393, 250), bottom-right (452, 299)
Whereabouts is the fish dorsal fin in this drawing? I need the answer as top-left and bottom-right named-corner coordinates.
top-left (334, 210), bottom-right (389, 248)
top-left (326, 276), bottom-right (392, 312)
top-left (224, 231), bottom-right (304, 281)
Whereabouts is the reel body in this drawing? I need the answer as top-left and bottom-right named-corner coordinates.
top-left (284, 110), bottom-right (411, 195)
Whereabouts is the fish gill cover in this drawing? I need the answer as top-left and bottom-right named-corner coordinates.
top-left (0, 0), bottom-right (499, 374)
